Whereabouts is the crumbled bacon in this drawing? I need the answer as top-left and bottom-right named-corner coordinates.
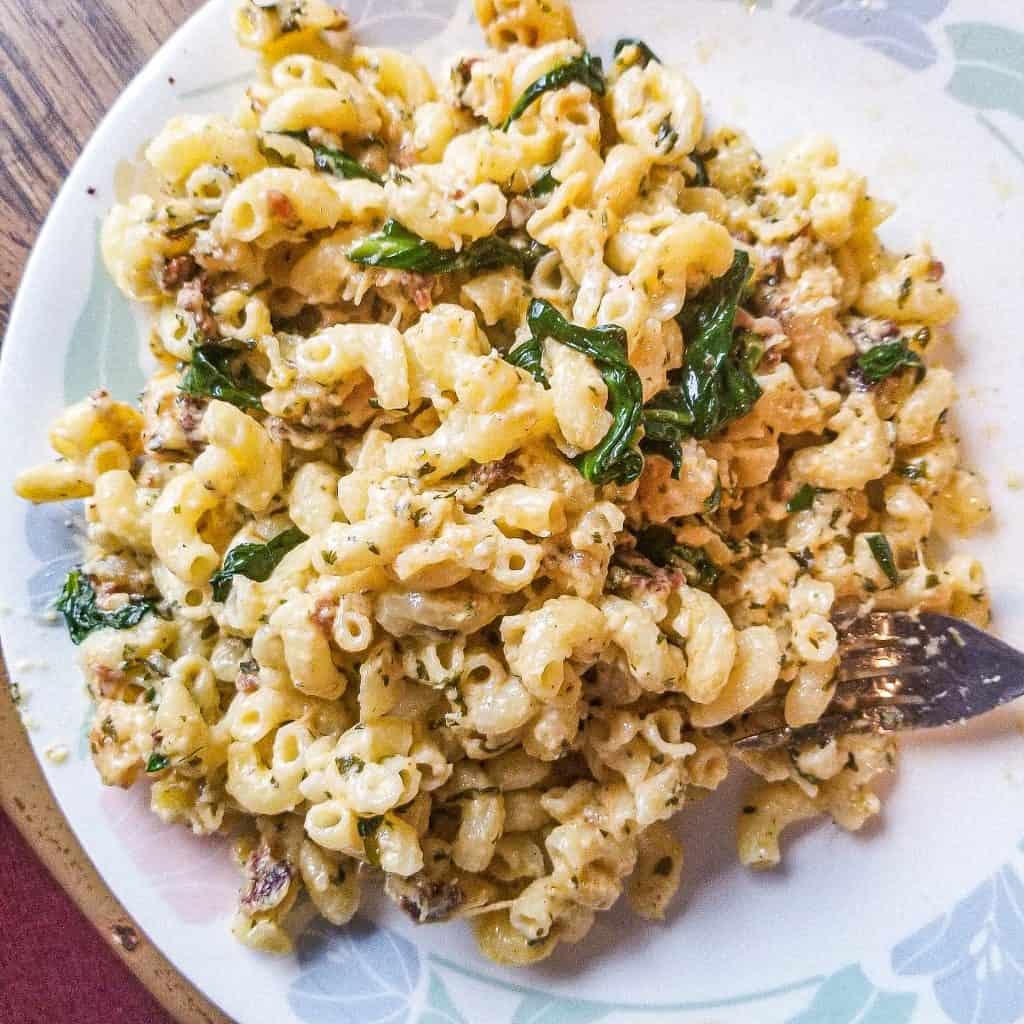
top-left (404, 272), bottom-right (437, 312)
top-left (267, 189), bottom-right (299, 228)
top-left (159, 255), bottom-right (198, 292)
top-left (174, 394), bottom-right (208, 445)
top-left (93, 664), bottom-right (127, 698)
top-left (310, 598), bottom-right (337, 639)
top-left (240, 843), bottom-right (294, 914)
top-left (925, 260), bottom-right (945, 282)
top-left (468, 455), bottom-right (518, 490)
top-left (179, 275), bottom-right (219, 339)
top-left (608, 546), bottom-right (686, 596)
top-left (236, 670), bottom-right (259, 693)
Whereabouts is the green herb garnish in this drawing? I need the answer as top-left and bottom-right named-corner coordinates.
top-left (896, 461), bottom-right (927, 481)
top-left (278, 130), bottom-right (383, 184)
top-left (501, 51), bottom-right (606, 130)
top-left (866, 533), bottom-right (900, 587)
top-left (55, 570), bottom-right (161, 645)
top-left (347, 219), bottom-right (547, 276)
top-left (655, 116), bottom-right (679, 154)
top-left (145, 752), bottom-right (170, 774)
top-left (336, 755), bottom-right (365, 774)
top-left (856, 341), bottom-right (925, 384)
top-left (179, 345), bottom-right (268, 412)
top-left (687, 151), bottom-right (713, 187)
top-left (358, 814), bottom-right (385, 867)
top-left (787, 484), bottom-right (818, 514)
top-left (210, 527), bottom-right (308, 602)
top-left (613, 38), bottom-right (661, 68)
top-left (165, 217), bottom-right (211, 239)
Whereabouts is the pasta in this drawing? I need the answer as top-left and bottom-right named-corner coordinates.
top-left (14, 0), bottom-right (991, 966)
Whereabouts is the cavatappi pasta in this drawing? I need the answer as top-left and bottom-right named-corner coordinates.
top-left (15, 0), bottom-right (992, 964)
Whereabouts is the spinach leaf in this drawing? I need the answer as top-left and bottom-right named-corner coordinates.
top-left (179, 345), bottom-right (268, 412)
top-left (55, 569), bottom-right (160, 645)
top-left (675, 249), bottom-right (761, 435)
top-left (210, 527), bottom-right (308, 602)
top-left (524, 299), bottom-right (644, 485)
top-left (787, 483), bottom-right (818, 514)
top-left (856, 340), bottom-right (925, 384)
top-left (501, 52), bottom-right (606, 130)
top-left (866, 533), bottom-right (900, 586)
top-left (279, 129), bottom-right (383, 185)
top-left (505, 336), bottom-right (548, 387)
top-left (526, 167), bottom-right (559, 199)
top-left (635, 526), bottom-right (720, 587)
top-left (613, 38), bottom-right (661, 67)
top-left (640, 387), bottom-right (694, 477)
top-left (639, 250), bottom-right (762, 472)
top-left (347, 219), bottom-right (547, 276)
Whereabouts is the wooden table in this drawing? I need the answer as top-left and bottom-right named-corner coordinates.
top-left (1, 4), bottom-right (229, 1020)
top-left (0, 0), bottom-right (202, 330)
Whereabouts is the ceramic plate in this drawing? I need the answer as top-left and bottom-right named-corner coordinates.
top-left (3, 2), bottom-right (1024, 1021)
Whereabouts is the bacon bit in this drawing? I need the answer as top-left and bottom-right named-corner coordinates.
top-left (400, 271), bottom-right (437, 312)
top-left (761, 346), bottom-right (784, 371)
top-left (93, 664), bottom-right (127, 698)
top-left (310, 598), bottom-right (337, 639)
top-left (160, 255), bottom-right (198, 292)
top-left (236, 670), bottom-right (259, 694)
top-left (267, 189), bottom-right (299, 228)
top-left (179, 276), bottom-right (219, 339)
top-left (240, 843), bottom-right (294, 914)
top-left (607, 547), bottom-right (686, 596)
top-left (925, 261), bottom-right (945, 282)
top-left (174, 394), bottom-right (208, 445)
top-left (469, 455), bottom-right (518, 489)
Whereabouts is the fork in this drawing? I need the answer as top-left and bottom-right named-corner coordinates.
top-left (733, 611), bottom-right (1024, 752)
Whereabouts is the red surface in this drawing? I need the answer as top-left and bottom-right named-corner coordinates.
top-left (0, 810), bottom-right (177, 1024)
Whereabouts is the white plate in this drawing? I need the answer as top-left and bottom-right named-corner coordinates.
top-left (3, 2), bottom-right (1024, 1021)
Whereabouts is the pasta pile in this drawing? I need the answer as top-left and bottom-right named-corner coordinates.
top-left (16, 0), bottom-right (992, 964)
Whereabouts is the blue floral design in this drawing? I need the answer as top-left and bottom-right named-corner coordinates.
top-left (786, 965), bottom-right (915, 1024)
top-left (892, 864), bottom-right (1024, 1024)
top-left (792, 0), bottom-right (951, 71)
top-left (509, 993), bottom-right (608, 1024)
top-left (288, 917), bottom-right (468, 1023)
top-left (24, 500), bottom-right (81, 613)
top-left (290, 917), bottom-right (420, 1023)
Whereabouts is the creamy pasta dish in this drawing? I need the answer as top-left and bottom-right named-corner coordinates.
top-left (15, 0), bottom-right (992, 965)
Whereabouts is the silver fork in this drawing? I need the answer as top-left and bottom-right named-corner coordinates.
top-left (733, 611), bottom-right (1024, 752)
